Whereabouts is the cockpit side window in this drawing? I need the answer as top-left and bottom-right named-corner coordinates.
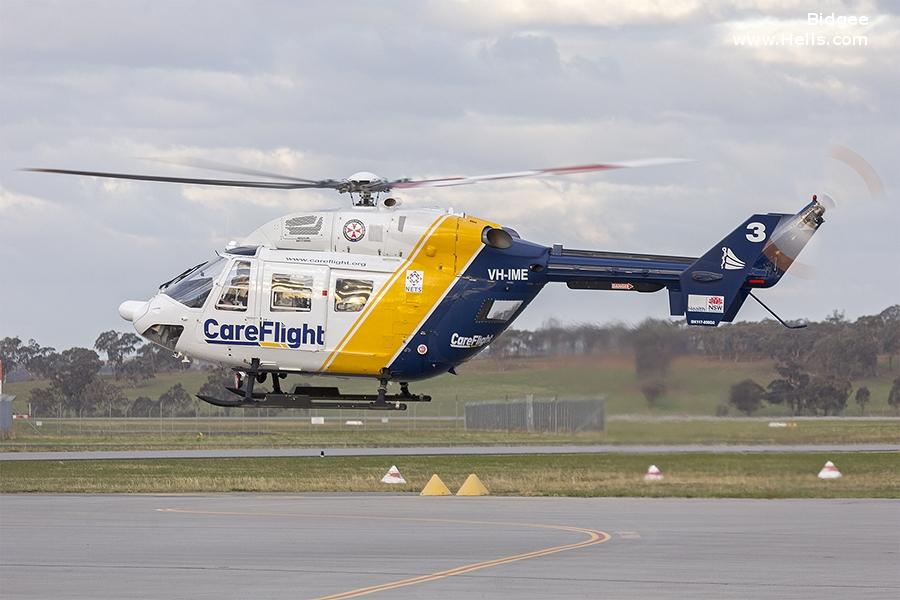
top-left (162, 256), bottom-right (228, 308)
top-left (216, 260), bottom-right (251, 312)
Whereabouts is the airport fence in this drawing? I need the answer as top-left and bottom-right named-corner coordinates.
top-left (4, 396), bottom-right (608, 440)
top-left (464, 396), bottom-right (605, 432)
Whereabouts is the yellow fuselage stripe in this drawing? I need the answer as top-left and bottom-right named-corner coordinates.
top-left (319, 214), bottom-right (449, 371)
top-left (324, 215), bottom-right (496, 376)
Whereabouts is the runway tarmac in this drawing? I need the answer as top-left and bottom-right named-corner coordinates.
top-left (1, 494), bottom-right (897, 599)
top-left (3, 442), bottom-right (899, 461)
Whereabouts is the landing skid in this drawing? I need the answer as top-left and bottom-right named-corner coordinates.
top-left (194, 360), bottom-right (430, 411)
top-left (198, 385), bottom-right (431, 410)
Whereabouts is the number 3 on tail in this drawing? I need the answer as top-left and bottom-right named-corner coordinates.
top-left (746, 222), bottom-right (766, 242)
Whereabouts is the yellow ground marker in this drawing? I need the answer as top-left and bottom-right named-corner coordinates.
top-left (420, 474), bottom-right (451, 496)
top-left (456, 473), bottom-right (489, 496)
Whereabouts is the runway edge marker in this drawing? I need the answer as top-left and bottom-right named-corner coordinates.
top-left (381, 465), bottom-right (406, 484)
top-left (420, 474), bottom-right (452, 496)
top-left (456, 473), bottom-right (489, 496)
top-left (644, 464), bottom-right (663, 482)
top-left (817, 460), bottom-right (842, 479)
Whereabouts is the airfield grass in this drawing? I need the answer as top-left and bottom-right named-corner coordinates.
top-left (6, 355), bottom-right (900, 417)
top-left (2, 418), bottom-right (899, 451)
top-left (1, 452), bottom-right (897, 498)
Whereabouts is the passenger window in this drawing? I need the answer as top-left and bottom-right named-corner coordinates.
top-left (271, 273), bottom-right (313, 312)
top-left (216, 260), bottom-right (251, 311)
top-left (334, 279), bottom-right (373, 312)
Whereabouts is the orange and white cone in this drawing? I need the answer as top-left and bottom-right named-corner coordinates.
top-left (380, 465), bottom-right (406, 484)
top-left (817, 460), bottom-right (842, 479)
top-left (644, 464), bottom-right (663, 481)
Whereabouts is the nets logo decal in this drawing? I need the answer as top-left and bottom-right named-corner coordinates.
top-left (405, 270), bottom-right (424, 293)
top-left (342, 219), bottom-right (366, 242)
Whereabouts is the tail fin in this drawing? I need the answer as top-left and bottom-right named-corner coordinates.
top-left (669, 199), bottom-right (825, 326)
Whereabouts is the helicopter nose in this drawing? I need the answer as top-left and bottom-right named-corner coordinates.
top-left (118, 300), bottom-right (148, 322)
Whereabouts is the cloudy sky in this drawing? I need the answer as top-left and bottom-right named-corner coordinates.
top-left (1, 0), bottom-right (898, 350)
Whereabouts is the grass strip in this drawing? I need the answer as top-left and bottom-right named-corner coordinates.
top-left (2, 452), bottom-right (897, 498)
top-left (3, 419), bottom-right (898, 452)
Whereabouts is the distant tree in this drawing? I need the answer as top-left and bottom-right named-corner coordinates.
top-left (825, 309), bottom-right (846, 324)
top-left (808, 329), bottom-right (878, 380)
top-left (0, 337), bottom-right (24, 381)
top-left (130, 396), bottom-right (157, 418)
top-left (632, 320), bottom-right (683, 381)
top-left (135, 344), bottom-right (185, 374)
top-left (23, 342), bottom-right (59, 379)
top-left (631, 320), bottom-right (683, 410)
top-left (765, 361), bottom-right (810, 415)
top-left (50, 348), bottom-right (103, 414)
top-left (640, 379), bottom-right (666, 407)
top-left (0, 337), bottom-right (52, 380)
top-left (158, 383), bottom-right (194, 417)
top-left (82, 378), bottom-right (128, 417)
top-left (805, 377), bottom-right (850, 416)
top-left (94, 331), bottom-right (143, 379)
top-left (29, 385), bottom-right (62, 416)
top-left (878, 305), bottom-right (900, 371)
top-left (729, 379), bottom-right (765, 415)
top-left (855, 386), bottom-right (870, 415)
top-left (198, 369), bottom-right (233, 403)
top-left (889, 377), bottom-right (900, 413)
top-left (763, 324), bottom-right (817, 365)
top-left (120, 355), bottom-right (156, 385)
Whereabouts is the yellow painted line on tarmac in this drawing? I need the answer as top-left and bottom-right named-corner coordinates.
top-left (156, 507), bottom-right (611, 599)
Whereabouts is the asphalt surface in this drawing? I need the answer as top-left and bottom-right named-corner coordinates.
top-left (3, 443), bottom-right (899, 461)
top-left (1, 494), bottom-right (897, 599)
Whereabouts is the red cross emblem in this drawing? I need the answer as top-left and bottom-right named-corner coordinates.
top-left (342, 219), bottom-right (366, 242)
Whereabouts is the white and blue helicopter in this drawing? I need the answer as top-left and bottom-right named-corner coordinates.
top-left (28, 160), bottom-right (825, 410)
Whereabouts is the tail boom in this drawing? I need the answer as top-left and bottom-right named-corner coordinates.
top-left (544, 199), bottom-right (825, 326)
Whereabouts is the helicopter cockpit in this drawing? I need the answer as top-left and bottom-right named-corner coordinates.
top-left (160, 257), bottom-right (228, 308)
top-left (161, 246), bottom-right (259, 311)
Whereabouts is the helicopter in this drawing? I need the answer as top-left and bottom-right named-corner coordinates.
top-left (27, 159), bottom-right (825, 411)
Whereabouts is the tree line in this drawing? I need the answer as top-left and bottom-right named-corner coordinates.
top-left (0, 332), bottom-right (234, 418)
top-left (486, 305), bottom-right (900, 415)
top-left (1, 305), bottom-right (898, 417)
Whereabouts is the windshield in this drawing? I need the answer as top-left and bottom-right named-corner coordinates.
top-left (162, 256), bottom-right (228, 308)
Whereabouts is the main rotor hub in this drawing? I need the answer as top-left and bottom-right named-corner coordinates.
top-left (346, 171), bottom-right (386, 206)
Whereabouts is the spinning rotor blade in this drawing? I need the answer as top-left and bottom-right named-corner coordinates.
top-left (142, 157), bottom-right (324, 184)
top-left (826, 144), bottom-right (885, 199)
top-left (389, 158), bottom-right (692, 190)
top-left (760, 146), bottom-right (881, 281)
top-left (23, 167), bottom-right (341, 190)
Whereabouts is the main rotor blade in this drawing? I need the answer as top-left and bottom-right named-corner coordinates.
top-left (24, 168), bottom-right (340, 190)
top-left (142, 157), bottom-right (323, 184)
top-left (389, 158), bottom-right (692, 190)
